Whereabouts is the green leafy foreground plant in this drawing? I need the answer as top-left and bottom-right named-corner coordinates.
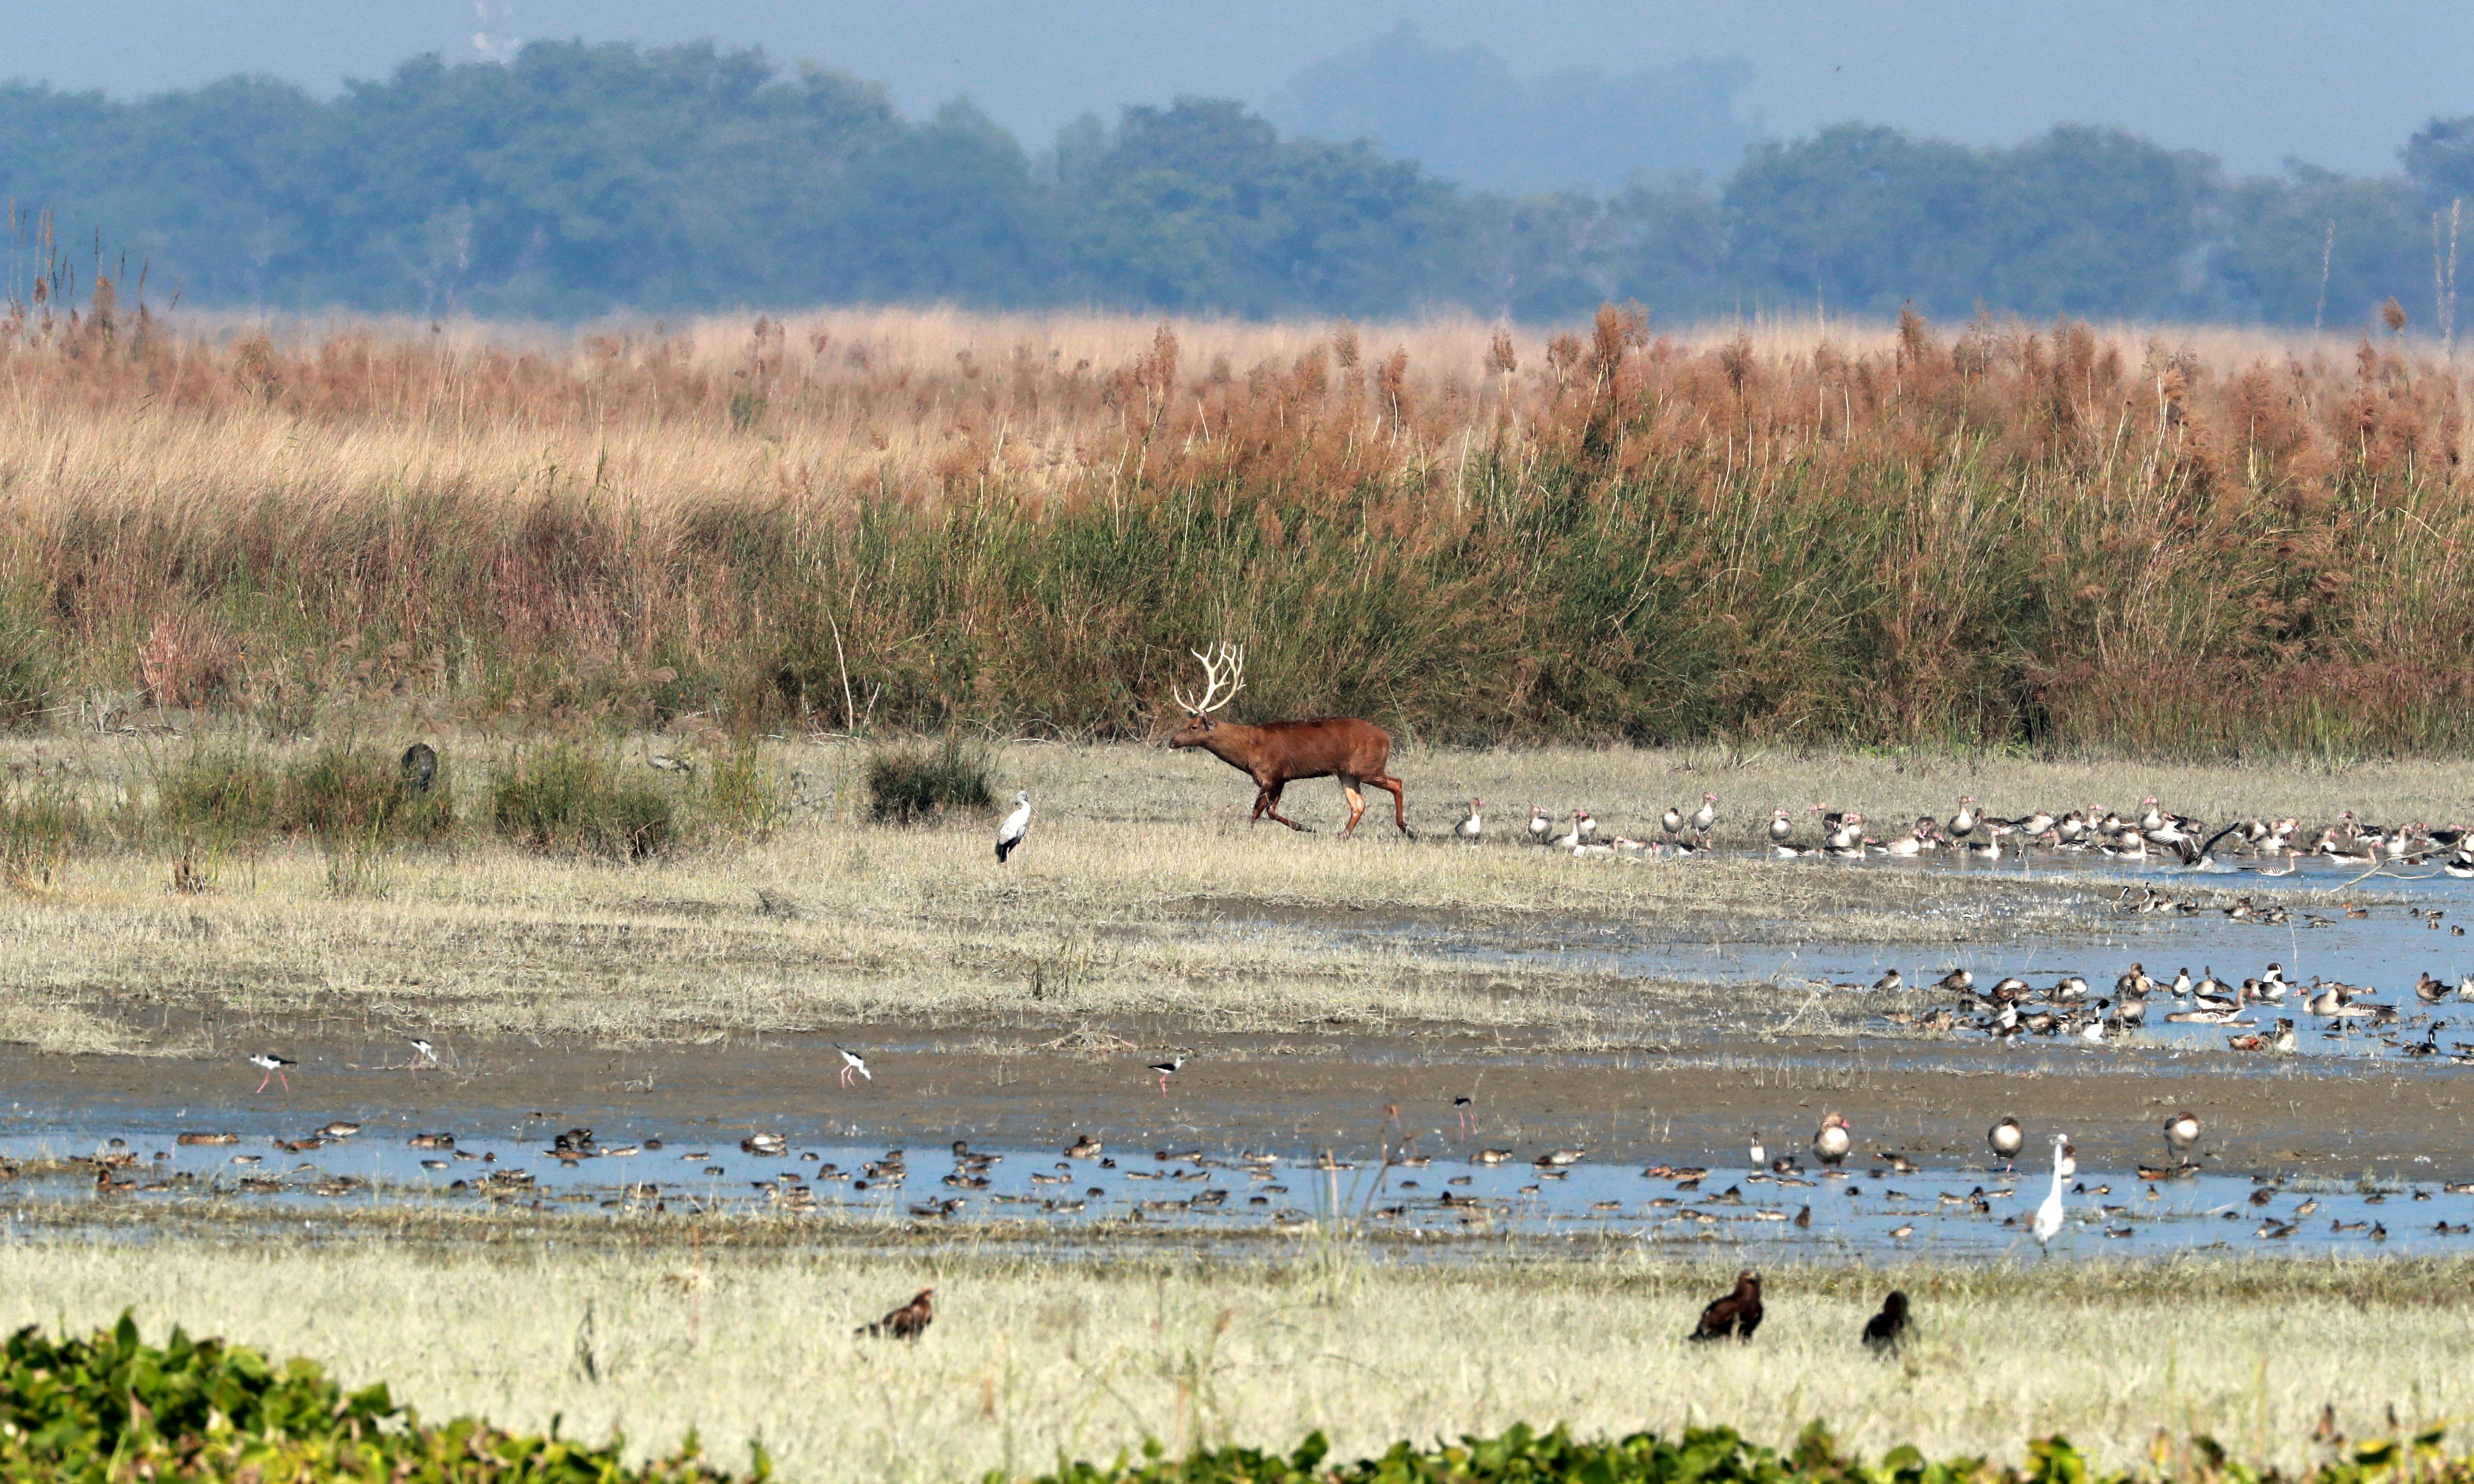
top-left (1005, 1419), bottom-right (2465, 1484)
top-left (0, 1315), bottom-right (765, 1482)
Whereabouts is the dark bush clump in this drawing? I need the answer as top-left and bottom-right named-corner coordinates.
top-left (867, 733), bottom-right (993, 823)
top-left (278, 743), bottom-right (458, 843)
top-left (491, 742), bottom-right (674, 859)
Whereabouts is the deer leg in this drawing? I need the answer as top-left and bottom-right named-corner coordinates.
top-left (1338, 776), bottom-right (1367, 838)
top-left (1366, 773), bottom-right (1414, 839)
top-left (1255, 781), bottom-right (1311, 831)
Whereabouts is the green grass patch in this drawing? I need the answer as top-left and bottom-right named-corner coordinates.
top-left (867, 732), bottom-right (993, 824)
top-left (277, 741), bottom-right (457, 843)
top-left (155, 751), bottom-right (281, 840)
top-left (0, 780), bottom-right (85, 893)
top-left (0, 1314), bottom-right (760, 1481)
top-left (491, 742), bottom-right (675, 859)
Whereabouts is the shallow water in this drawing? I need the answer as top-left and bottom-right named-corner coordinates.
top-left (1281, 845), bottom-right (2474, 1062)
top-left (5, 1106), bottom-right (2469, 1263)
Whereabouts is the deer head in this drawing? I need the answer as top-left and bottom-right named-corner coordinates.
top-left (1168, 643), bottom-right (1243, 747)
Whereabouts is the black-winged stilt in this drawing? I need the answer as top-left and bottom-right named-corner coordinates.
top-left (1149, 1053), bottom-right (1185, 1098)
top-left (835, 1045), bottom-right (872, 1088)
top-left (247, 1053), bottom-right (296, 1094)
top-left (996, 791), bottom-right (1032, 863)
top-left (408, 1039), bottom-right (436, 1072)
top-left (1453, 1093), bottom-right (1474, 1135)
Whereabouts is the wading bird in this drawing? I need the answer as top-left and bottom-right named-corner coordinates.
top-left (1688, 1269), bottom-right (1763, 1341)
top-left (996, 790), bottom-right (1032, 863)
top-left (857, 1288), bottom-right (934, 1340)
top-left (247, 1052), bottom-right (296, 1094)
top-left (408, 1038), bottom-right (436, 1073)
top-left (835, 1045), bottom-right (872, 1088)
top-left (1149, 1053), bottom-right (1186, 1098)
top-left (2033, 1134), bottom-right (2069, 1249)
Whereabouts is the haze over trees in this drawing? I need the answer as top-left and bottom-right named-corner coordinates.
top-left (0, 37), bottom-right (2462, 328)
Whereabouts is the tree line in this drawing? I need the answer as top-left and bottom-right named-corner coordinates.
top-left (4, 38), bottom-right (2471, 328)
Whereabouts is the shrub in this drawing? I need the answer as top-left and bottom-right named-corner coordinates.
top-left (867, 732), bottom-right (993, 823)
top-left (707, 741), bottom-right (784, 837)
top-left (155, 751), bottom-right (280, 839)
top-left (277, 742), bottom-right (457, 843)
top-left (491, 742), bottom-right (675, 859)
top-left (0, 1314), bottom-right (761, 1481)
top-left (0, 781), bottom-right (85, 892)
top-left (0, 618), bottom-right (50, 730)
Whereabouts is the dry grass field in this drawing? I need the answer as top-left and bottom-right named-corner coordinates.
top-left (0, 730), bottom-right (2463, 1057)
top-left (0, 1233), bottom-right (2465, 1482)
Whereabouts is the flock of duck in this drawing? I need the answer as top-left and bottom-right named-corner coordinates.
top-left (1865, 934), bottom-right (2474, 1057)
top-left (1446, 791), bottom-right (2474, 871)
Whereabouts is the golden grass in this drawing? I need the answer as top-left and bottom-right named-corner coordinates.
top-left (2, 1235), bottom-right (2468, 1481)
top-left (15, 299), bottom-right (2474, 749)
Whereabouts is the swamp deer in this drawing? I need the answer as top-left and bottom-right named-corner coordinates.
top-left (1166, 643), bottom-right (1413, 839)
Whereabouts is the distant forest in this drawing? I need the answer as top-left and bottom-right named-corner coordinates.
top-left (6, 38), bottom-right (2474, 327)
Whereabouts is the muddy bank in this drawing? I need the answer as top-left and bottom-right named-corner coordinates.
top-left (6, 1028), bottom-right (2465, 1184)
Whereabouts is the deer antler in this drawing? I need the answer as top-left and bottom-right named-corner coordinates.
top-left (1169, 642), bottom-right (1244, 716)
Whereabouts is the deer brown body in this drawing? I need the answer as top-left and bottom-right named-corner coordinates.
top-left (1166, 644), bottom-right (1411, 839)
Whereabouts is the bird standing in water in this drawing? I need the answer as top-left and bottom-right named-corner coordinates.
top-left (2032, 1134), bottom-right (2069, 1250)
top-left (248, 1053), bottom-right (296, 1094)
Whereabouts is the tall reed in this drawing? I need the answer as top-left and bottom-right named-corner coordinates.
top-left (5, 291), bottom-right (2472, 756)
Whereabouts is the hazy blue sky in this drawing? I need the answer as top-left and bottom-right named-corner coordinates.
top-left (16, 1), bottom-right (2474, 179)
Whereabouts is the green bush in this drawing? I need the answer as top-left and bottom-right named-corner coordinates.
top-left (0, 780), bottom-right (85, 892)
top-left (156, 751), bottom-right (280, 839)
top-left (1011, 1421), bottom-right (2452, 1484)
top-left (491, 742), bottom-right (675, 859)
top-left (0, 1314), bottom-right (762, 1481)
top-left (278, 742), bottom-right (457, 843)
top-left (867, 732), bottom-right (992, 824)
top-left (707, 741), bottom-right (784, 837)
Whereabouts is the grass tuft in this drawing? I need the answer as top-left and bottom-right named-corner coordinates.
top-left (490, 742), bottom-right (675, 859)
top-left (867, 733), bottom-right (994, 823)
